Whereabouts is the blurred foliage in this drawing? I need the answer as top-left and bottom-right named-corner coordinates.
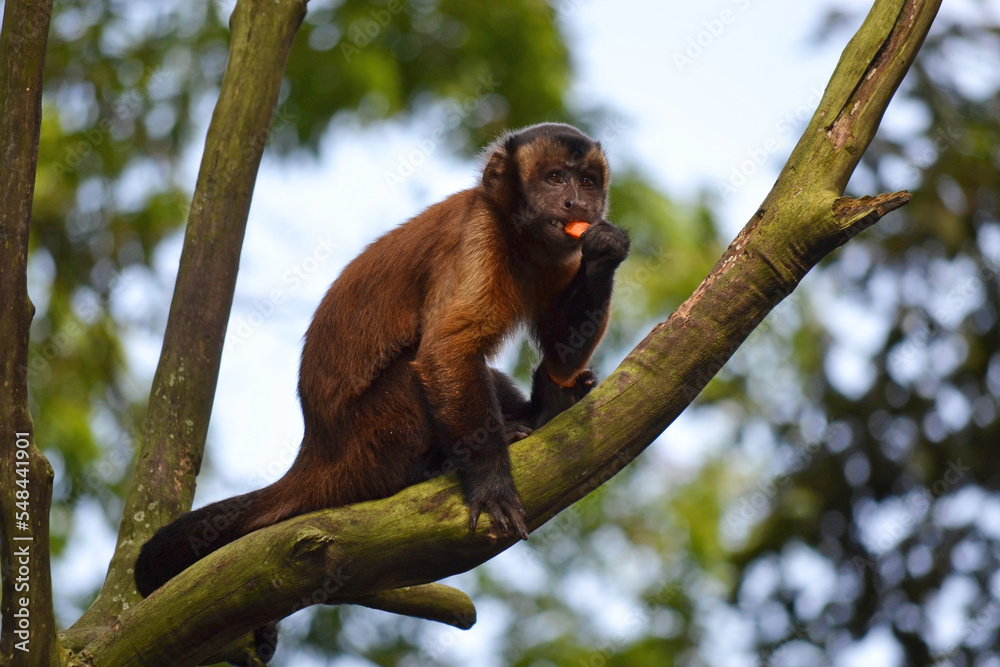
top-left (716, 7), bottom-right (1000, 666)
top-left (283, 0), bottom-right (574, 152)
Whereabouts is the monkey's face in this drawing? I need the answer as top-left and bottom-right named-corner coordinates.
top-left (513, 147), bottom-right (609, 256)
top-left (482, 124), bottom-right (610, 260)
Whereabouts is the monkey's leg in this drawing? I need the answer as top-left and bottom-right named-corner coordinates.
top-left (415, 347), bottom-right (529, 540)
top-left (408, 368), bottom-right (529, 484)
top-left (489, 368), bottom-right (535, 435)
top-left (292, 349), bottom-right (434, 505)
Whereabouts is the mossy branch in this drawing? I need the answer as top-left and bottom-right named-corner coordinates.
top-left (354, 584), bottom-right (477, 629)
top-left (73, 0), bottom-right (941, 664)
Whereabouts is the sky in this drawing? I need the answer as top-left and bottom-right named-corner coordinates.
top-left (48, 0), bottom-right (977, 664)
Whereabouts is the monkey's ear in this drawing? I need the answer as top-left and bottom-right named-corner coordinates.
top-left (482, 145), bottom-right (515, 207)
top-left (482, 139), bottom-right (520, 214)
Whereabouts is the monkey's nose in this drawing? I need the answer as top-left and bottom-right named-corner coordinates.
top-left (563, 200), bottom-right (588, 214)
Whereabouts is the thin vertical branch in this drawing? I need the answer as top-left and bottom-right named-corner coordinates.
top-left (0, 1), bottom-right (61, 665)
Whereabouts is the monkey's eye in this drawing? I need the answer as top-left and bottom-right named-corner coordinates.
top-left (546, 171), bottom-right (563, 184)
top-left (580, 175), bottom-right (595, 189)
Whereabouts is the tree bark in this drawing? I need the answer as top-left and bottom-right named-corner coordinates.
top-left (0, 1), bottom-right (61, 666)
top-left (71, 0), bottom-right (942, 664)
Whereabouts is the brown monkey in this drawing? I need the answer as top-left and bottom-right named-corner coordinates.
top-left (135, 123), bottom-right (629, 608)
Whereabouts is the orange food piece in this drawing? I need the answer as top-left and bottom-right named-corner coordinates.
top-left (564, 221), bottom-right (590, 238)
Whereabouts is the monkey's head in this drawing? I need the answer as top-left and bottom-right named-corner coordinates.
top-left (482, 123), bottom-right (610, 257)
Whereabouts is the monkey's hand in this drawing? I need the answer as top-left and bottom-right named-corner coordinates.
top-left (530, 366), bottom-right (597, 428)
top-left (580, 221), bottom-right (630, 281)
top-left (464, 457), bottom-right (530, 541)
top-left (565, 367), bottom-right (598, 399)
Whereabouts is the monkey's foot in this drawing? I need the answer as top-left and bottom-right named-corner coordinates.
top-left (468, 486), bottom-right (529, 541)
top-left (504, 423), bottom-right (533, 443)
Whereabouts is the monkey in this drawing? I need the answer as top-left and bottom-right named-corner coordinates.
top-left (134, 123), bottom-right (630, 622)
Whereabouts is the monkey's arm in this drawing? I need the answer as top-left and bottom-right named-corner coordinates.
top-left (535, 220), bottom-right (630, 384)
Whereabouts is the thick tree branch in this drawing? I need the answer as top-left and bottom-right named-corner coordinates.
top-left (0, 1), bottom-right (61, 665)
top-left (200, 584), bottom-right (475, 667)
top-left (59, 581), bottom-right (473, 660)
top-left (72, 0), bottom-right (307, 632)
top-left (73, 1), bottom-right (942, 664)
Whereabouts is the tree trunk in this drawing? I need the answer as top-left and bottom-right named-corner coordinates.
top-left (0, 1), bottom-right (61, 666)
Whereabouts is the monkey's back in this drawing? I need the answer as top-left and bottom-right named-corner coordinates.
top-left (296, 189), bottom-right (503, 445)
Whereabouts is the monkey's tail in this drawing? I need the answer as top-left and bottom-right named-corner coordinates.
top-left (134, 488), bottom-right (269, 597)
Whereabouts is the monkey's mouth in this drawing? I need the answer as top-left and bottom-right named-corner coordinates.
top-left (549, 219), bottom-right (585, 234)
top-left (548, 219), bottom-right (590, 240)
top-left (547, 220), bottom-right (575, 242)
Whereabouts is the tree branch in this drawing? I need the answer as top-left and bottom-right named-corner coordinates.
top-left (72, 1), bottom-right (942, 663)
top-left (354, 583), bottom-right (477, 629)
top-left (72, 0), bottom-right (307, 632)
top-left (0, 1), bottom-right (61, 665)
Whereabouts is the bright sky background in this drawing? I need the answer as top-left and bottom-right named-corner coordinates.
top-left (51, 0), bottom-right (978, 664)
